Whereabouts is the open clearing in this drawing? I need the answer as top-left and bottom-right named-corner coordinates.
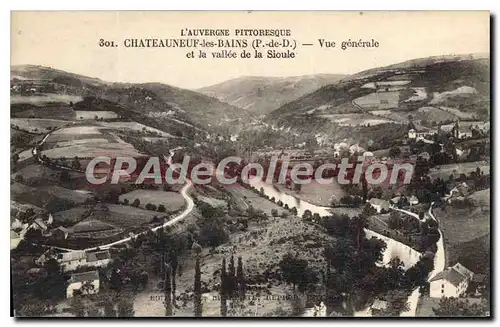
top-left (11, 94), bottom-right (82, 105)
top-left (428, 161), bottom-right (490, 180)
top-left (11, 182), bottom-right (92, 207)
top-left (274, 180), bottom-right (346, 207)
top-left (118, 190), bottom-right (185, 211)
top-left (413, 106), bottom-right (458, 123)
top-left (71, 219), bottom-right (116, 233)
top-left (75, 111), bottom-right (119, 120)
top-left (52, 206), bottom-right (92, 225)
top-left (41, 142), bottom-right (145, 159)
top-left (438, 205), bottom-right (490, 273)
top-left (89, 204), bottom-right (163, 228)
top-left (224, 183), bottom-right (288, 216)
top-left (51, 126), bottom-right (102, 135)
top-left (318, 113), bottom-right (396, 126)
top-left (468, 189), bottom-right (490, 207)
top-left (369, 110), bottom-right (409, 123)
top-left (12, 164), bottom-right (85, 186)
top-left (438, 106), bottom-right (477, 119)
top-left (11, 118), bottom-right (68, 133)
top-left (96, 121), bottom-right (176, 138)
top-left (17, 149), bottom-right (33, 162)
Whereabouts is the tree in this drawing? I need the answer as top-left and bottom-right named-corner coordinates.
top-left (389, 146), bottom-right (402, 158)
top-left (132, 199), bottom-right (140, 207)
top-left (220, 258), bottom-right (228, 316)
top-left (302, 209), bottom-right (313, 221)
top-left (14, 174), bottom-right (23, 183)
top-left (279, 253), bottom-right (308, 291)
top-left (381, 289), bottom-right (410, 316)
top-left (158, 204), bottom-right (166, 212)
top-left (194, 258), bottom-right (202, 317)
top-left (164, 264), bottom-right (173, 316)
top-left (236, 256), bottom-right (246, 300)
top-left (433, 297), bottom-right (488, 317)
top-left (271, 209), bottom-right (279, 217)
top-left (117, 297), bottom-right (135, 317)
top-left (72, 156), bottom-right (81, 170)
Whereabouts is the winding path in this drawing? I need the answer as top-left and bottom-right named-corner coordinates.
top-left (32, 129), bottom-right (195, 252)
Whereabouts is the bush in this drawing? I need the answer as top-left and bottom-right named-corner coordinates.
top-left (132, 199), bottom-right (140, 207)
top-left (271, 209), bottom-right (279, 217)
top-left (157, 204), bottom-right (166, 212)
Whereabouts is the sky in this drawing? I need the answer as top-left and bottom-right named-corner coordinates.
top-left (11, 11), bottom-right (490, 89)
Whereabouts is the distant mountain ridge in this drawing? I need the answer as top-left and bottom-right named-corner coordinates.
top-left (197, 74), bottom-right (346, 115)
top-left (11, 65), bottom-right (248, 129)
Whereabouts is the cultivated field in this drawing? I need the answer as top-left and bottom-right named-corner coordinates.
top-left (413, 106), bottom-right (458, 123)
top-left (369, 110), bottom-right (409, 123)
top-left (41, 142), bottom-right (145, 159)
top-left (96, 121), bottom-right (176, 138)
top-left (11, 182), bottom-right (93, 207)
top-left (11, 118), bottom-right (68, 133)
top-left (52, 206), bottom-right (92, 225)
top-left (71, 219), bottom-right (116, 233)
top-left (437, 205), bottom-right (490, 273)
top-left (468, 188), bottom-right (490, 207)
top-left (51, 125), bottom-right (102, 135)
top-left (118, 190), bottom-right (185, 211)
top-left (274, 180), bottom-right (346, 207)
top-left (11, 94), bottom-right (82, 105)
top-left (75, 111), bottom-right (119, 120)
top-left (428, 161), bottom-right (490, 180)
top-left (439, 106), bottom-right (477, 119)
top-left (90, 204), bottom-right (164, 228)
top-left (318, 113), bottom-right (396, 126)
top-left (12, 164), bottom-right (85, 186)
top-left (43, 126), bottom-right (145, 159)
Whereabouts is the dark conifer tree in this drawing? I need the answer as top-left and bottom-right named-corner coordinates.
top-left (194, 258), bottom-right (202, 317)
top-left (164, 263), bottom-right (172, 316)
top-left (220, 258), bottom-right (227, 316)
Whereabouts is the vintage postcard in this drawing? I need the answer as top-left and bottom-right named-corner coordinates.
top-left (10, 11), bottom-right (491, 318)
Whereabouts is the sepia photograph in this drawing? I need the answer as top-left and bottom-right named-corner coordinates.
top-left (9, 11), bottom-right (491, 318)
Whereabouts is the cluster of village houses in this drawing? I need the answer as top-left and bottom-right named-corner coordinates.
top-left (11, 207), bottom-right (111, 299)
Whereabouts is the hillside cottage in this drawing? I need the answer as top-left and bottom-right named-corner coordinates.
top-left (429, 263), bottom-right (475, 298)
top-left (66, 270), bottom-right (100, 298)
top-left (36, 249), bottom-right (112, 272)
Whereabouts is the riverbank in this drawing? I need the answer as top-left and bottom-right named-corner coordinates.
top-left (273, 180), bottom-right (346, 207)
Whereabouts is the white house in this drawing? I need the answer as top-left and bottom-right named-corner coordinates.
top-left (429, 263), bottom-right (474, 298)
top-left (369, 198), bottom-right (391, 213)
top-left (66, 270), bottom-right (100, 298)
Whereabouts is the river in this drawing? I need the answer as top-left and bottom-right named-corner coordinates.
top-left (248, 179), bottom-right (445, 317)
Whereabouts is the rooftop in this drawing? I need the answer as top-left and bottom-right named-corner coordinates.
top-left (429, 263), bottom-right (474, 287)
top-left (59, 251), bottom-right (86, 262)
top-left (87, 250), bottom-right (111, 262)
top-left (371, 299), bottom-right (388, 311)
top-left (68, 270), bottom-right (99, 284)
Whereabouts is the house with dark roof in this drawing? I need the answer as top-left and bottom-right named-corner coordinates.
top-left (36, 249), bottom-right (111, 272)
top-left (66, 270), bottom-right (100, 298)
top-left (86, 250), bottom-right (112, 268)
top-left (429, 262), bottom-right (475, 298)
